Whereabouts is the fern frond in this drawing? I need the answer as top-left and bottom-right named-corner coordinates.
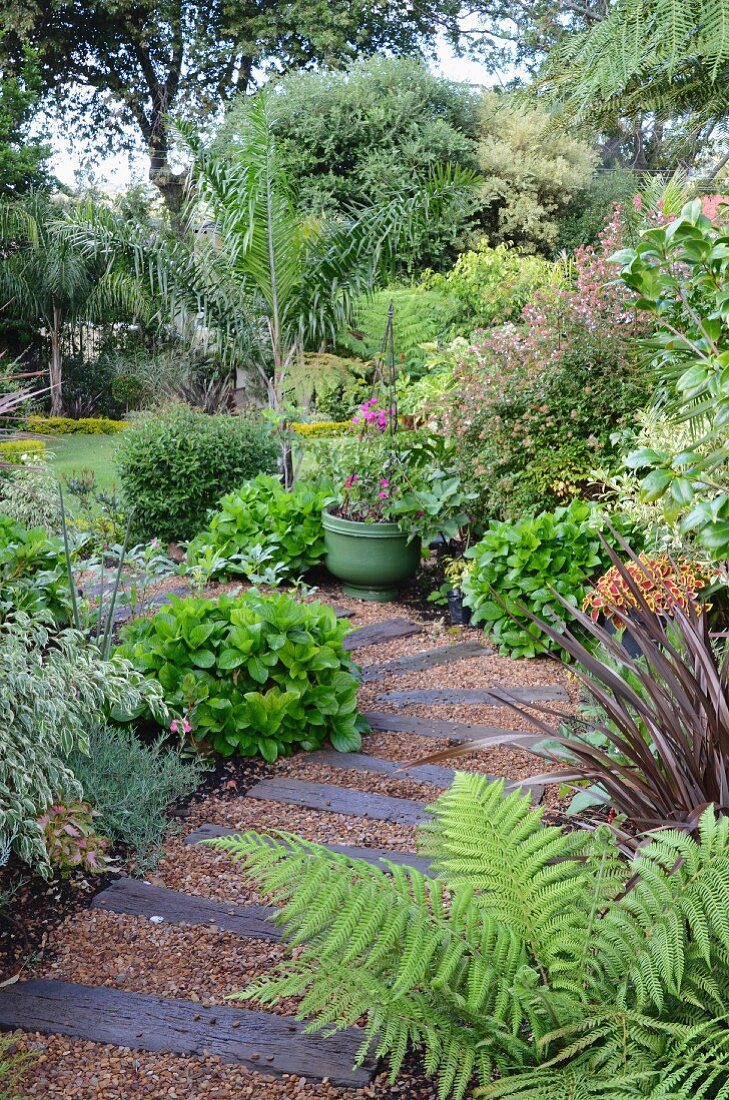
top-left (420, 774), bottom-right (624, 991)
top-left (210, 829), bottom-right (532, 1099)
top-left (477, 1065), bottom-right (649, 1099)
top-left (594, 809), bottom-right (729, 1011)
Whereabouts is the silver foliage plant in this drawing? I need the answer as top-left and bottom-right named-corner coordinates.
top-left (0, 613), bottom-right (168, 875)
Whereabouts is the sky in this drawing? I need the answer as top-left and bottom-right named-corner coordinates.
top-left (47, 43), bottom-right (492, 190)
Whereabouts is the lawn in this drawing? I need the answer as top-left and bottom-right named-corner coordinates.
top-left (46, 434), bottom-right (121, 493)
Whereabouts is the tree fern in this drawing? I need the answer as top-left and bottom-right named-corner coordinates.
top-left (542, 0), bottom-right (729, 137)
top-left (340, 285), bottom-right (458, 374)
top-left (212, 782), bottom-right (729, 1098)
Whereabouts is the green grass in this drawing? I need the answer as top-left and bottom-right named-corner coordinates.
top-left (46, 434), bottom-right (121, 493)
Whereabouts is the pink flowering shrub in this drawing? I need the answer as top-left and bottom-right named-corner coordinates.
top-left (447, 207), bottom-right (653, 523)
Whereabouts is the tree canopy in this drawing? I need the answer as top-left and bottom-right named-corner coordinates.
top-left (540, 0), bottom-right (729, 171)
top-left (216, 56), bottom-right (482, 269)
top-left (0, 44), bottom-right (50, 195)
top-left (0, 0), bottom-right (464, 211)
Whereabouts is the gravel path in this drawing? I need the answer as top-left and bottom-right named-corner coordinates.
top-left (12, 585), bottom-right (574, 1098)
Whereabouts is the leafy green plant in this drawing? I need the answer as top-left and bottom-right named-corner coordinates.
top-left (462, 501), bottom-right (637, 657)
top-left (340, 285), bottom-right (459, 375)
top-left (218, 56), bottom-right (482, 272)
top-left (457, 542), bottom-right (729, 833)
top-left (117, 591), bottom-right (365, 761)
top-left (68, 725), bottom-right (207, 871)
top-left (612, 200), bottom-right (729, 558)
top-left (213, 778), bottom-right (729, 1100)
top-left (0, 457), bottom-right (63, 535)
top-left (188, 473), bottom-right (330, 581)
top-left (24, 415), bottom-right (127, 434)
top-left (37, 801), bottom-right (113, 876)
top-left (0, 514), bottom-right (72, 623)
top-left (448, 210), bottom-right (651, 523)
top-left (319, 404), bottom-right (473, 543)
top-left (116, 405), bottom-right (278, 542)
top-left (0, 614), bottom-right (167, 875)
top-left (63, 467), bottom-right (127, 553)
top-left (424, 240), bottom-right (554, 331)
top-left (0, 439), bottom-right (47, 462)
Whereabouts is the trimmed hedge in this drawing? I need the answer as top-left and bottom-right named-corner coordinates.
top-left (25, 415), bottom-right (127, 434)
top-left (292, 421), bottom-right (352, 438)
top-left (116, 406), bottom-right (278, 543)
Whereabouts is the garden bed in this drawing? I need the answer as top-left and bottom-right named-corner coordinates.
top-left (6, 586), bottom-right (572, 1098)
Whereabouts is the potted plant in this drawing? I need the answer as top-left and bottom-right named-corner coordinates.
top-left (582, 554), bottom-right (714, 655)
top-left (321, 396), bottom-right (472, 601)
top-left (442, 557), bottom-right (472, 625)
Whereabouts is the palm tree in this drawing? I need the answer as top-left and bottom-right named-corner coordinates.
top-left (0, 192), bottom-right (147, 414)
top-left (67, 89), bottom-right (477, 478)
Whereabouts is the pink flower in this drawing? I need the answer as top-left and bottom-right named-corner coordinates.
top-left (380, 479), bottom-right (389, 487)
top-left (170, 718), bottom-right (192, 735)
top-left (378, 491), bottom-right (389, 499)
top-left (344, 474), bottom-right (358, 489)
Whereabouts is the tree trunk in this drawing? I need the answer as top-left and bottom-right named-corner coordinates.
top-left (49, 304), bottom-right (63, 416)
top-left (148, 117), bottom-right (187, 222)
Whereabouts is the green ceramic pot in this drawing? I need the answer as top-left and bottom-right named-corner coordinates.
top-left (322, 510), bottom-right (421, 602)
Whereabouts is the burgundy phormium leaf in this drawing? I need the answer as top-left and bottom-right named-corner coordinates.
top-left (414, 530), bottom-right (729, 843)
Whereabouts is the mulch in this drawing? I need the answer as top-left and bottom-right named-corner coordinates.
top-left (4, 578), bottom-right (575, 1098)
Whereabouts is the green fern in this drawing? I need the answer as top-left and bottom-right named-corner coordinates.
top-left (211, 777), bottom-right (729, 1099)
top-left (340, 285), bottom-right (458, 375)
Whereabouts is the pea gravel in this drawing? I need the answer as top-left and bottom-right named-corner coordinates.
top-left (13, 584), bottom-right (576, 1098)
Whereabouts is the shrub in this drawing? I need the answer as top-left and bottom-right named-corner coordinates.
top-left (462, 500), bottom-right (637, 657)
top-left (448, 210), bottom-right (652, 522)
top-left (188, 474), bottom-right (330, 580)
top-left (340, 285), bottom-right (459, 375)
top-left (116, 406), bottom-right (278, 542)
top-left (455, 549), bottom-right (729, 833)
top-left (218, 55), bottom-right (482, 271)
top-left (612, 201), bottom-right (729, 559)
top-left (0, 615), bottom-right (166, 875)
top-left (37, 802), bottom-right (112, 876)
top-left (213, 783), bottom-right (729, 1099)
top-left (117, 591), bottom-right (365, 761)
top-left (0, 439), bottom-right (46, 462)
top-left (477, 92), bottom-right (596, 255)
top-left (291, 421), bottom-right (352, 438)
top-left (68, 725), bottom-right (207, 871)
top-left (424, 240), bottom-right (554, 331)
top-left (0, 515), bottom-right (71, 622)
top-left (582, 555), bottom-right (714, 623)
top-left (24, 415), bottom-right (127, 434)
top-left (0, 461), bottom-right (62, 534)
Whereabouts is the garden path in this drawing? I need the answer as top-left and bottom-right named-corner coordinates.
top-left (4, 594), bottom-right (573, 1099)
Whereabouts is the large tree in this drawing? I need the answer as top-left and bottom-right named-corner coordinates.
top-left (0, 192), bottom-right (146, 413)
top-left (0, 0), bottom-right (463, 213)
top-left (0, 41), bottom-right (50, 195)
top-left (217, 55), bottom-right (483, 270)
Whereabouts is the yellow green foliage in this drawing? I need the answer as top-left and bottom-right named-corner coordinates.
top-left (24, 415), bottom-right (127, 435)
top-left (291, 421), bottom-right (352, 438)
top-left (0, 439), bottom-right (47, 463)
top-left (478, 93), bottom-right (597, 254)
